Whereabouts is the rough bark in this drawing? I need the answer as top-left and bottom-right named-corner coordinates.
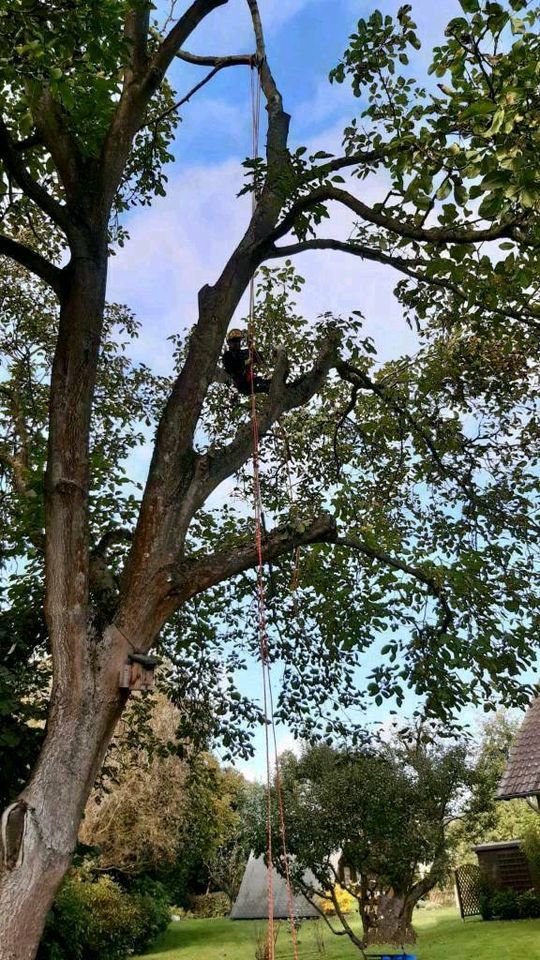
top-left (363, 891), bottom-right (418, 946)
top-left (0, 626), bottom-right (128, 960)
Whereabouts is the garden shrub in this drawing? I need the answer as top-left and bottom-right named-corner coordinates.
top-left (129, 879), bottom-right (171, 951)
top-left (517, 889), bottom-right (540, 919)
top-left (189, 892), bottom-right (231, 918)
top-left (478, 874), bottom-right (495, 921)
top-left (319, 885), bottom-right (356, 915)
top-left (491, 888), bottom-right (520, 921)
top-left (476, 872), bottom-right (540, 923)
top-left (479, 891), bottom-right (494, 921)
top-left (38, 871), bottom-right (170, 960)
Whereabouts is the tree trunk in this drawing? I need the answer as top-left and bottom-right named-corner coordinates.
top-left (0, 241), bottom-right (127, 960)
top-left (0, 243), bottom-right (116, 957)
top-left (363, 891), bottom-right (417, 946)
top-left (0, 628), bottom-right (128, 960)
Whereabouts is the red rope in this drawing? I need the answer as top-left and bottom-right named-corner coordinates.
top-left (248, 65), bottom-right (300, 960)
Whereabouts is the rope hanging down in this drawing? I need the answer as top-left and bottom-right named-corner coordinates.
top-left (248, 64), bottom-right (300, 960)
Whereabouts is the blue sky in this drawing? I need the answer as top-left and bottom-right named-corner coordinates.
top-left (107, 0), bottom-right (503, 777)
top-left (108, 0), bottom-right (460, 376)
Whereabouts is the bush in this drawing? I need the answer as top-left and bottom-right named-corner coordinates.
top-left (479, 891), bottom-right (494, 921)
top-left (319, 885), bottom-right (356, 915)
top-left (491, 888), bottom-right (520, 921)
top-left (189, 892), bottom-right (231, 918)
top-left (129, 879), bottom-right (171, 952)
top-left (517, 889), bottom-right (540, 920)
top-left (38, 871), bottom-right (170, 960)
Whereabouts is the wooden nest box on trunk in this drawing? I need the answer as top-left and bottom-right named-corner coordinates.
top-left (119, 652), bottom-right (161, 692)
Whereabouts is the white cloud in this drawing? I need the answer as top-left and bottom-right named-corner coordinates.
top-left (110, 113), bottom-right (417, 378)
top-left (163, 0), bottom-right (326, 58)
top-left (294, 76), bottom-right (353, 132)
top-left (259, 0), bottom-right (327, 34)
top-left (108, 158), bottom-right (252, 373)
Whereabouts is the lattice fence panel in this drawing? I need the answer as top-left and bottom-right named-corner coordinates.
top-left (455, 864), bottom-right (482, 919)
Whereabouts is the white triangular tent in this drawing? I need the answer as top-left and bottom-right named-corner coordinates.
top-left (230, 853), bottom-right (320, 919)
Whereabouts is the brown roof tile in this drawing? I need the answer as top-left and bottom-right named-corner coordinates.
top-left (497, 697), bottom-right (540, 800)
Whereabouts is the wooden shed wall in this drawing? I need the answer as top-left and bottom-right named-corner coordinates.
top-left (476, 846), bottom-right (537, 894)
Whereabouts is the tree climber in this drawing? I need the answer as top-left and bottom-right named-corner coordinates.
top-left (222, 328), bottom-right (272, 395)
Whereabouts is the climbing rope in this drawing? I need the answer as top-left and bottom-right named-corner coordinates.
top-left (248, 63), bottom-right (300, 960)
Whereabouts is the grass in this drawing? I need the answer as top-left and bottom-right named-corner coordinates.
top-left (137, 907), bottom-right (540, 960)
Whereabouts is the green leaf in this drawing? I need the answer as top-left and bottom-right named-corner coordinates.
top-left (461, 100), bottom-right (497, 119)
top-left (436, 180), bottom-right (452, 201)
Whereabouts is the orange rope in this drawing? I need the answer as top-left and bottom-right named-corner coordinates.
top-left (248, 64), bottom-right (300, 960)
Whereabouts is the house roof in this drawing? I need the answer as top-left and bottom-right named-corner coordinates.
top-left (473, 841), bottom-right (522, 852)
top-left (497, 696), bottom-right (540, 801)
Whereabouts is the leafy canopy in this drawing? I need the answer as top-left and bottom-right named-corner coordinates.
top-left (1, 0), bottom-right (540, 766)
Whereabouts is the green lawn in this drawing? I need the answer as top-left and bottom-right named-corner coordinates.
top-left (137, 907), bottom-right (540, 960)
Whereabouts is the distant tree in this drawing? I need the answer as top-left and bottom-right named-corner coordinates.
top-left (267, 740), bottom-right (477, 947)
top-left (204, 778), bottom-right (263, 902)
top-left (80, 693), bottom-right (250, 904)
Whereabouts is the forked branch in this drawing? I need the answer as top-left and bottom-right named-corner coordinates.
top-left (269, 184), bottom-right (520, 247)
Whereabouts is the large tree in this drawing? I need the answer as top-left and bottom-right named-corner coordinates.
top-left (80, 693), bottom-right (250, 904)
top-left (0, 2), bottom-right (539, 958)
top-left (261, 740), bottom-right (477, 948)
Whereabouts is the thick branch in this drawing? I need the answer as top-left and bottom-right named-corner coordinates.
top-left (200, 334), bottom-right (340, 501)
top-left (176, 49), bottom-right (254, 67)
top-left (124, 3), bottom-right (151, 80)
top-left (297, 882), bottom-right (350, 938)
top-left (265, 236), bottom-right (413, 269)
top-left (0, 118), bottom-right (71, 234)
top-left (179, 513), bottom-right (337, 599)
top-left (118, 0), bottom-right (294, 632)
top-left (0, 233), bottom-right (64, 295)
top-left (246, 0), bottom-right (291, 231)
top-left (32, 90), bottom-right (82, 202)
top-left (265, 238), bottom-right (540, 332)
top-left (270, 184), bottom-right (519, 247)
top-left (329, 883), bottom-right (367, 952)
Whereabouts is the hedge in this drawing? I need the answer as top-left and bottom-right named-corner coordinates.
top-left (38, 872), bottom-right (170, 960)
top-left (479, 885), bottom-right (540, 922)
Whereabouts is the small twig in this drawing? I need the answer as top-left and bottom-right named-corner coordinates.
top-left (147, 55), bottom-right (255, 129)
